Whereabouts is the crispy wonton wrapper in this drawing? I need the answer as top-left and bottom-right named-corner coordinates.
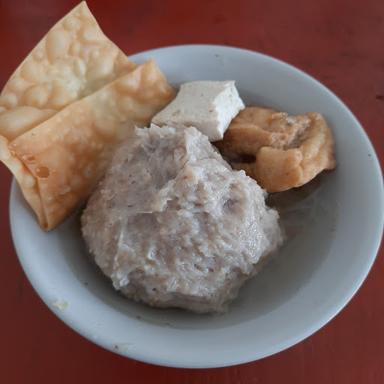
top-left (0, 1), bottom-right (136, 141)
top-left (1, 61), bottom-right (175, 230)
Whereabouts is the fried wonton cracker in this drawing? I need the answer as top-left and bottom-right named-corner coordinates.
top-left (3, 61), bottom-right (175, 230)
top-left (0, 1), bottom-right (136, 141)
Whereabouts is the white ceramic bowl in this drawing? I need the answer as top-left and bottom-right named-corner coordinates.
top-left (10, 45), bottom-right (384, 368)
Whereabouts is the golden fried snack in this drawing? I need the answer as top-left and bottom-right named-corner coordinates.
top-left (215, 107), bottom-right (336, 192)
top-left (2, 61), bottom-right (175, 230)
top-left (0, 1), bottom-right (136, 141)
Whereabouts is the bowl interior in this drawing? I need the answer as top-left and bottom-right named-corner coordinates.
top-left (10, 45), bottom-right (384, 368)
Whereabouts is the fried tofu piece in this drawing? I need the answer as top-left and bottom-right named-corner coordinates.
top-left (215, 107), bottom-right (336, 192)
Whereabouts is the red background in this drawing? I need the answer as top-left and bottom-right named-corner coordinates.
top-left (0, 0), bottom-right (383, 383)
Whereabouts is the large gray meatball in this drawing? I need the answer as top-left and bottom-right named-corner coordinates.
top-left (81, 125), bottom-right (282, 313)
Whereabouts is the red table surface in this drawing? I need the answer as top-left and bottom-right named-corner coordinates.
top-left (0, 0), bottom-right (383, 383)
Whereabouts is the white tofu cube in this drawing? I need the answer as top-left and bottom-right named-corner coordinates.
top-left (152, 81), bottom-right (245, 141)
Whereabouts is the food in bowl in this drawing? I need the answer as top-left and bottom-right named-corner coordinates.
top-left (152, 80), bottom-right (244, 141)
top-left (81, 125), bottom-right (282, 312)
top-left (215, 107), bottom-right (336, 192)
top-left (0, 2), bottom-right (337, 313)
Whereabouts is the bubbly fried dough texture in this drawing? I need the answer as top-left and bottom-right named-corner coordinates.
top-left (0, 2), bottom-right (135, 140)
top-left (0, 2), bottom-right (175, 230)
top-left (0, 2), bottom-right (136, 141)
top-left (1, 61), bottom-right (175, 230)
top-left (0, 1), bottom-right (135, 227)
top-left (215, 107), bottom-right (336, 192)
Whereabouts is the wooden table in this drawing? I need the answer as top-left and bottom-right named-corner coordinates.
top-left (1, 0), bottom-right (383, 382)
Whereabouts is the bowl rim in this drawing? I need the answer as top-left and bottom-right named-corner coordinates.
top-left (9, 44), bottom-right (384, 368)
